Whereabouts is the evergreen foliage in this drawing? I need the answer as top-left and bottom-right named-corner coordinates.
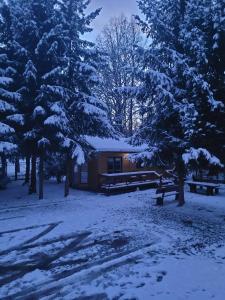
top-left (0, 0), bottom-right (113, 197)
top-left (135, 0), bottom-right (225, 204)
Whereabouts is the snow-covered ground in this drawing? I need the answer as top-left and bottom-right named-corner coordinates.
top-left (0, 181), bottom-right (225, 300)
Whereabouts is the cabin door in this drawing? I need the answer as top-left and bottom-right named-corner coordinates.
top-left (80, 163), bottom-right (88, 184)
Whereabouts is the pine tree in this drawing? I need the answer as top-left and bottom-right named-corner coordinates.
top-left (52, 0), bottom-right (114, 197)
top-left (179, 0), bottom-right (225, 166)
top-left (0, 53), bottom-right (20, 176)
top-left (5, 0), bottom-right (68, 198)
top-left (2, 0), bottom-right (113, 198)
top-left (0, 1), bottom-right (28, 181)
top-left (135, 0), bottom-right (224, 205)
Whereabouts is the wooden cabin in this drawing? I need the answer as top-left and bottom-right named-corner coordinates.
top-left (72, 136), bottom-right (163, 192)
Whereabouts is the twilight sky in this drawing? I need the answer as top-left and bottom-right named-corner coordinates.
top-left (86, 0), bottom-right (140, 40)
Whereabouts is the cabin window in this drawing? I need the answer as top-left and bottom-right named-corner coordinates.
top-left (107, 157), bottom-right (122, 173)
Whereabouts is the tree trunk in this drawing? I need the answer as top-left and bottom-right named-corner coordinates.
top-left (56, 173), bottom-right (61, 184)
top-left (1, 155), bottom-right (7, 177)
top-left (18, 159), bottom-right (20, 173)
top-left (24, 155), bottom-right (30, 185)
top-left (69, 160), bottom-right (74, 188)
top-left (29, 155), bottom-right (36, 194)
top-left (129, 98), bottom-right (133, 136)
top-left (177, 176), bottom-right (185, 206)
top-left (14, 157), bottom-right (20, 181)
top-left (64, 156), bottom-right (71, 197)
top-left (176, 155), bottom-right (185, 206)
top-left (39, 154), bottom-right (44, 200)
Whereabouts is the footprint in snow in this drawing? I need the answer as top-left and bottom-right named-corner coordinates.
top-left (156, 271), bottom-right (167, 282)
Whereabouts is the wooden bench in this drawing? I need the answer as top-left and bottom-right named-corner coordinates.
top-left (186, 181), bottom-right (220, 196)
top-left (152, 185), bottom-right (180, 206)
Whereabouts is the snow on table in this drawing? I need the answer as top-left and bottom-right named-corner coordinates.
top-left (186, 180), bottom-right (220, 187)
top-left (101, 170), bottom-right (161, 177)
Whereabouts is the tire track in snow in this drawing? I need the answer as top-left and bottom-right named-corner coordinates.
top-left (0, 231), bottom-right (91, 288)
top-left (0, 222), bottom-right (62, 256)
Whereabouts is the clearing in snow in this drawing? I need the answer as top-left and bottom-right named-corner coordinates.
top-left (0, 181), bottom-right (225, 299)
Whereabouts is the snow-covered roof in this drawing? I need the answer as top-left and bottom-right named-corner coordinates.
top-left (84, 136), bottom-right (146, 153)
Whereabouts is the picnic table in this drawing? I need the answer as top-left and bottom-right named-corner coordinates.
top-left (186, 181), bottom-right (220, 196)
top-left (100, 171), bottom-right (172, 194)
top-left (100, 170), bottom-right (161, 185)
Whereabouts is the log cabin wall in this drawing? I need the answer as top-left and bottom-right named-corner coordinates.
top-left (88, 155), bottom-right (99, 190)
top-left (73, 151), bottom-right (164, 191)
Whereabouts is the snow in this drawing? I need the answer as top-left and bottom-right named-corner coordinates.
top-left (50, 102), bottom-right (63, 114)
top-left (0, 76), bottom-right (13, 86)
top-left (101, 170), bottom-right (161, 177)
top-left (42, 67), bottom-right (62, 80)
top-left (38, 137), bottom-right (50, 148)
top-left (33, 106), bottom-right (46, 117)
top-left (0, 122), bottom-right (15, 134)
top-left (6, 114), bottom-right (24, 125)
top-left (0, 88), bottom-right (21, 101)
top-left (43, 85), bottom-right (70, 100)
top-left (0, 141), bottom-right (17, 153)
top-left (84, 135), bottom-right (147, 153)
top-left (183, 147), bottom-right (224, 168)
top-left (24, 60), bottom-right (37, 81)
top-left (44, 114), bottom-right (68, 130)
top-left (79, 102), bottom-right (107, 117)
top-left (129, 148), bottom-right (158, 164)
top-left (72, 144), bottom-right (85, 165)
top-left (1, 180), bottom-right (225, 299)
top-left (0, 100), bottom-right (15, 113)
top-left (79, 62), bottom-right (97, 74)
top-left (186, 180), bottom-right (220, 187)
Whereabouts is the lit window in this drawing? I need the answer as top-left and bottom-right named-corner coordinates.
top-left (107, 157), bottom-right (122, 173)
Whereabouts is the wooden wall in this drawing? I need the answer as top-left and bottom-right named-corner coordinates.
top-left (73, 151), bottom-right (161, 191)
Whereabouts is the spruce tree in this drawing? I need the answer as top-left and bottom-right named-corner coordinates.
top-left (0, 1), bottom-right (28, 181)
top-left (135, 0), bottom-right (224, 205)
top-left (2, 0), bottom-right (113, 198)
top-left (0, 53), bottom-right (20, 176)
top-left (52, 0), bottom-right (114, 197)
top-left (5, 0), bottom-right (68, 198)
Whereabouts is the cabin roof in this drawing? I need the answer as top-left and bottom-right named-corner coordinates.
top-left (84, 136), bottom-right (146, 153)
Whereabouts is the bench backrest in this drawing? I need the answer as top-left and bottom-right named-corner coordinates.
top-left (156, 185), bottom-right (179, 194)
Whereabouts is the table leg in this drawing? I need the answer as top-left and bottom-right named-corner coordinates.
top-left (207, 187), bottom-right (213, 196)
top-left (156, 197), bottom-right (163, 206)
top-left (190, 184), bottom-right (196, 193)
